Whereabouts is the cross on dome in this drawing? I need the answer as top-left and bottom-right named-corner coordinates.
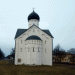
top-left (32, 7), bottom-right (35, 11)
top-left (28, 8), bottom-right (40, 21)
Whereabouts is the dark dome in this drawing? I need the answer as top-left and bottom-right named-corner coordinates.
top-left (26, 35), bottom-right (41, 40)
top-left (28, 10), bottom-right (40, 21)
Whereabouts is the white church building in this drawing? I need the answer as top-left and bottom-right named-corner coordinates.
top-left (15, 10), bottom-right (54, 66)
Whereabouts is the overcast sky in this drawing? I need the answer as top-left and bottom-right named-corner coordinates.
top-left (0, 0), bottom-right (75, 56)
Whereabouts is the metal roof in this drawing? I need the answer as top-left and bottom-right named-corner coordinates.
top-left (15, 29), bottom-right (54, 39)
top-left (28, 10), bottom-right (40, 21)
top-left (15, 25), bottom-right (54, 39)
top-left (26, 35), bottom-right (41, 40)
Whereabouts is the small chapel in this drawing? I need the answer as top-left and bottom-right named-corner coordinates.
top-left (15, 9), bottom-right (54, 66)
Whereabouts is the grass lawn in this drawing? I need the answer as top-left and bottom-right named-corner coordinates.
top-left (0, 61), bottom-right (75, 75)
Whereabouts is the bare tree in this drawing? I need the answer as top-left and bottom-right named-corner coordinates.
top-left (0, 48), bottom-right (5, 59)
top-left (10, 48), bottom-right (15, 59)
top-left (68, 48), bottom-right (75, 54)
top-left (53, 44), bottom-right (66, 62)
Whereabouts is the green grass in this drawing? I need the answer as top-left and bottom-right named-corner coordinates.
top-left (0, 61), bottom-right (75, 75)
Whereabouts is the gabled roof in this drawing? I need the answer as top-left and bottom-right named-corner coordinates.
top-left (15, 29), bottom-right (27, 39)
top-left (42, 30), bottom-right (53, 38)
top-left (15, 25), bottom-right (54, 39)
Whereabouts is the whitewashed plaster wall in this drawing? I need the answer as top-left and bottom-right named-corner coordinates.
top-left (28, 19), bottom-right (39, 28)
top-left (15, 25), bottom-right (52, 66)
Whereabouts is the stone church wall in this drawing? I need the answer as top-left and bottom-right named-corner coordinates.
top-left (15, 26), bottom-right (52, 66)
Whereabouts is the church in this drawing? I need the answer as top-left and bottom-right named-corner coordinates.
top-left (14, 9), bottom-right (54, 66)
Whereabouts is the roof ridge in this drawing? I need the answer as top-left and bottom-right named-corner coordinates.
top-left (15, 26), bottom-right (54, 39)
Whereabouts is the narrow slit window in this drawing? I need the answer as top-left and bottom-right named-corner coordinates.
top-left (38, 48), bottom-right (40, 52)
top-left (33, 29), bottom-right (34, 32)
top-left (45, 40), bottom-right (46, 44)
top-left (45, 49), bottom-right (46, 53)
top-left (33, 48), bottom-right (35, 52)
top-left (21, 40), bottom-right (22, 43)
top-left (39, 41), bottom-right (40, 44)
top-left (21, 48), bottom-right (22, 52)
top-left (28, 48), bottom-right (29, 52)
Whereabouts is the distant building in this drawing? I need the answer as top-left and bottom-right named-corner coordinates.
top-left (14, 10), bottom-right (54, 66)
top-left (67, 48), bottom-right (75, 54)
top-left (53, 54), bottom-right (75, 64)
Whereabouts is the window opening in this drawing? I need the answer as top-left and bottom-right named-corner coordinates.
top-left (39, 41), bottom-right (40, 44)
top-left (33, 29), bottom-right (34, 32)
top-left (21, 40), bottom-right (22, 43)
top-left (33, 48), bottom-right (35, 52)
top-left (38, 47), bottom-right (40, 52)
top-left (21, 48), bottom-right (22, 52)
top-left (18, 59), bottom-right (21, 62)
top-left (28, 48), bottom-right (29, 52)
top-left (45, 40), bottom-right (46, 44)
top-left (45, 49), bottom-right (46, 53)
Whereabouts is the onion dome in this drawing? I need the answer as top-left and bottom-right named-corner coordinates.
top-left (26, 35), bottom-right (41, 40)
top-left (28, 10), bottom-right (40, 21)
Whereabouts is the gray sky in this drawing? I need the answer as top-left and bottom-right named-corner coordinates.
top-left (0, 0), bottom-right (75, 56)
